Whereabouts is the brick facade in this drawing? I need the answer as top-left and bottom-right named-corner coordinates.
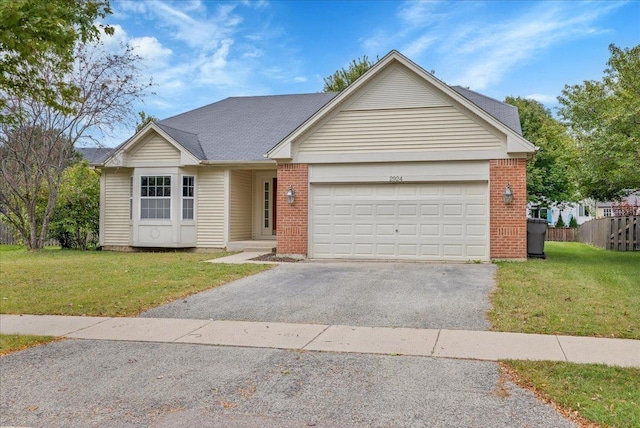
top-left (276, 163), bottom-right (308, 256)
top-left (489, 158), bottom-right (527, 259)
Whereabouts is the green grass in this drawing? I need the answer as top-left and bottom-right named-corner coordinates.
top-left (0, 334), bottom-right (58, 356)
top-left (493, 242), bottom-right (640, 426)
top-left (506, 361), bottom-right (640, 428)
top-left (0, 248), bottom-right (272, 316)
top-left (490, 242), bottom-right (640, 339)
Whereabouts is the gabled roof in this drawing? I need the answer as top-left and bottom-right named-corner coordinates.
top-left (268, 50), bottom-right (535, 160)
top-left (157, 93), bottom-right (338, 162)
top-left (101, 50), bottom-right (533, 166)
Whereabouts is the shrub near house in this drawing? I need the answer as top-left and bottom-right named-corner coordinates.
top-left (49, 161), bottom-right (100, 249)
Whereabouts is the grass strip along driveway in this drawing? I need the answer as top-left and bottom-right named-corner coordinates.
top-left (493, 242), bottom-right (640, 428)
top-left (0, 248), bottom-right (271, 316)
top-left (490, 242), bottom-right (639, 340)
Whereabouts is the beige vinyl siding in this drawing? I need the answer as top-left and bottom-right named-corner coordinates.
top-left (129, 134), bottom-right (180, 163)
top-left (346, 66), bottom-right (448, 110)
top-left (229, 170), bottom-right (252, 241)
top-left (103, 169), bottom-right (131, 246)
top-left (196, 168), bottom-right (225, 247)
top-left (298, 107), bottom-right (503, 154)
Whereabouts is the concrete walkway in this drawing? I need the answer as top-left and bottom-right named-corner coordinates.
top-left (1, 314), bottom-right (638, 367)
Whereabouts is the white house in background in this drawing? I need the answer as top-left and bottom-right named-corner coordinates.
top-left (595, 192), bottom-right (640, 217)
top-left (528, 202), bottom-right (593, 225)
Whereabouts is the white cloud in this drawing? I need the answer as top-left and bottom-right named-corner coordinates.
top-left (99, 23), bottom-right (128, 51)
top-left (293, 76), bottom-right (307, 83)
top-left (398, 0), bottom-right (446, 27)
top-left (129, 36), bottom-right (173, 67)
top-left (361, 1), bottom-right (626, 91)
top-left (448, 3), bottom-right (616, 89)
top-left (526, 94), bottom-right (558, 104)
top-left (402, 34), bottom-right (437, 58)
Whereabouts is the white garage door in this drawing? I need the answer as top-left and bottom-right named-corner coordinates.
top-left (311, 182), bottom-right (488, 261)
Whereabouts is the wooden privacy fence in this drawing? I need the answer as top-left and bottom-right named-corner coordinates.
top-left (546, 227), bottom-right (578, 242)
top-left (578, 216), bottom-right (639, 251)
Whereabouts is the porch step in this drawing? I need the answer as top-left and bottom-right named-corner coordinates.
top-left (227, 240), bottom-right (276, 253)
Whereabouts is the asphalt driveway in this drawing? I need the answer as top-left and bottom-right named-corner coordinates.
top-left (0, 340), bottom-right (575, 427)
top-left (142, 262), bottom-right (496, 330)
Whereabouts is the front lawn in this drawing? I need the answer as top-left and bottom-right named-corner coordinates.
top-left (490, 242), bottom-right (639, 339)
top-left (506, 361), bottom-right (640, 428)
top-left (0, 247), bottom-right (272, 317)
top-left (493, 242), bottom-right (640, 427)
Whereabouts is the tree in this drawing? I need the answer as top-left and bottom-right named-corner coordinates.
top-left (0, 0), bottom-right (113, 123)
top-left (0, 42), bottom-right (149, 249)
top-left (49, 160), bottom-right (100, 249)
top-left (568, 215), bottom-right (578, 228)
top-left (322, 56), bottom-right (377, 92)
top-left (555, 214), bottom-right (565, 228)
top-left (558, 44), bottom-right (640, 201)
top-left (505, 96), bottom-right (576, 206)
top-left (135, 111), bottom-right (158, 132)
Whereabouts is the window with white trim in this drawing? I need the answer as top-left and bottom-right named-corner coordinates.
top-left (603, 208), bottom-right (612, 217)
top-left (129, 176), bottom-right (133, 220)
top-left (182, 175), bottom-right (194, 220)
top-left (140, 176), bottom-right (171, 219)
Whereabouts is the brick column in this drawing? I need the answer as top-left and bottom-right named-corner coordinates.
top-left (276, 163), bottom-right (308, 256)
top-left (489, 159), bottom-right (527, 259)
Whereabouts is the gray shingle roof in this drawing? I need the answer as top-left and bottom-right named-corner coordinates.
top-left (77, 147), bottom-right (114, 164)
top-left (158, 93), bottom-right (338, 162)
top-left (146, 86), bottom-right (521, 162)
top-left (451, 86), bottom-right (523, 135)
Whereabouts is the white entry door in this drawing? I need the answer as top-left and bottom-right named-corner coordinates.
top-left (310, 182), bottom-right (488, 261)
top-left (254, 172), bottom-right (277, 239)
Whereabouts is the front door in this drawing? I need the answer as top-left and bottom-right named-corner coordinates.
top-left (254, 172), bottom-right (277, 239)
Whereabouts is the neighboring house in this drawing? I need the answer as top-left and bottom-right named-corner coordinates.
top-left (95, 50), bottom-right (535, 261)
top-left (528, 202), bottom-right (593, 225)
top-left (596, 192), bottom-right (640, 217)
top-left (77, 147), bottom-right (114, 164)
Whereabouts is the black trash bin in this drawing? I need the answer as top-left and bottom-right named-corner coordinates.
top-left (527, 218), bottom-right (547, 259)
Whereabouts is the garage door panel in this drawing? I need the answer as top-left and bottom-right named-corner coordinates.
top-left (398, 204), bottom-right (418, 216)
top-left (421, 204), bottom-right (440, 216)
top-left (334, 224), bottom-right (353, 235)
top-left (374, 205), bottom-right (394, 216)
top-left (443, 204), bottom-right (463, 216)
top-left (311, 182), bottom-right (488, 260)
top-left (443, 224), bottom-right (463, 236)
top-left (443, 245), bottom-right (464, 256)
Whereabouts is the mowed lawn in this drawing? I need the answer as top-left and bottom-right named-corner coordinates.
top-left (492, 242), bottom-right (640, 428)
top-left (490, 242), bottom-right (640, 339)
top-left (0, 247), bottom-right (271, 316)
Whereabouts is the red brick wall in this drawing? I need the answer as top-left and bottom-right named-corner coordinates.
top-left (490, 159), bottom-right (527, 259)
top-left (276, 164), bottom-right (308, 255)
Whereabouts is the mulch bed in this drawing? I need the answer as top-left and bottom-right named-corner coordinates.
top-left (249, 253), bottom-right (301, 263)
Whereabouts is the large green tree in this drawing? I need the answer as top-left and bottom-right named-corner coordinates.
top-left (322, 56), bottom-right (377, 92)
top-left (558, 44), bottom-right (640, 201)
top-left (505, 96), bottom-right (576, 206)
top-left (0, 0), bottom-right (113, 122)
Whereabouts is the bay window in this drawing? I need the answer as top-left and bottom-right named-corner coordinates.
top-left (140, 176), bottom-right (171, 220)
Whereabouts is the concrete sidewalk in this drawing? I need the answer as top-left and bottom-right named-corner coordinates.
top-left (1, 314), bottom-right (638, 367)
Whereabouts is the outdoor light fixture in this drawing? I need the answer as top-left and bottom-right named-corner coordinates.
top-left (503, 183), bottom-right (513, 204)
top-left (286, 185), bottom-right (295, 204)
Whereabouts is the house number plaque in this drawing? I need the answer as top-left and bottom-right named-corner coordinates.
top-left (389, 176), bottom-right (403, 182)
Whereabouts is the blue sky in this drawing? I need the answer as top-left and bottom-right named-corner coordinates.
top-left (101, 0), bottom-right (639, 146)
